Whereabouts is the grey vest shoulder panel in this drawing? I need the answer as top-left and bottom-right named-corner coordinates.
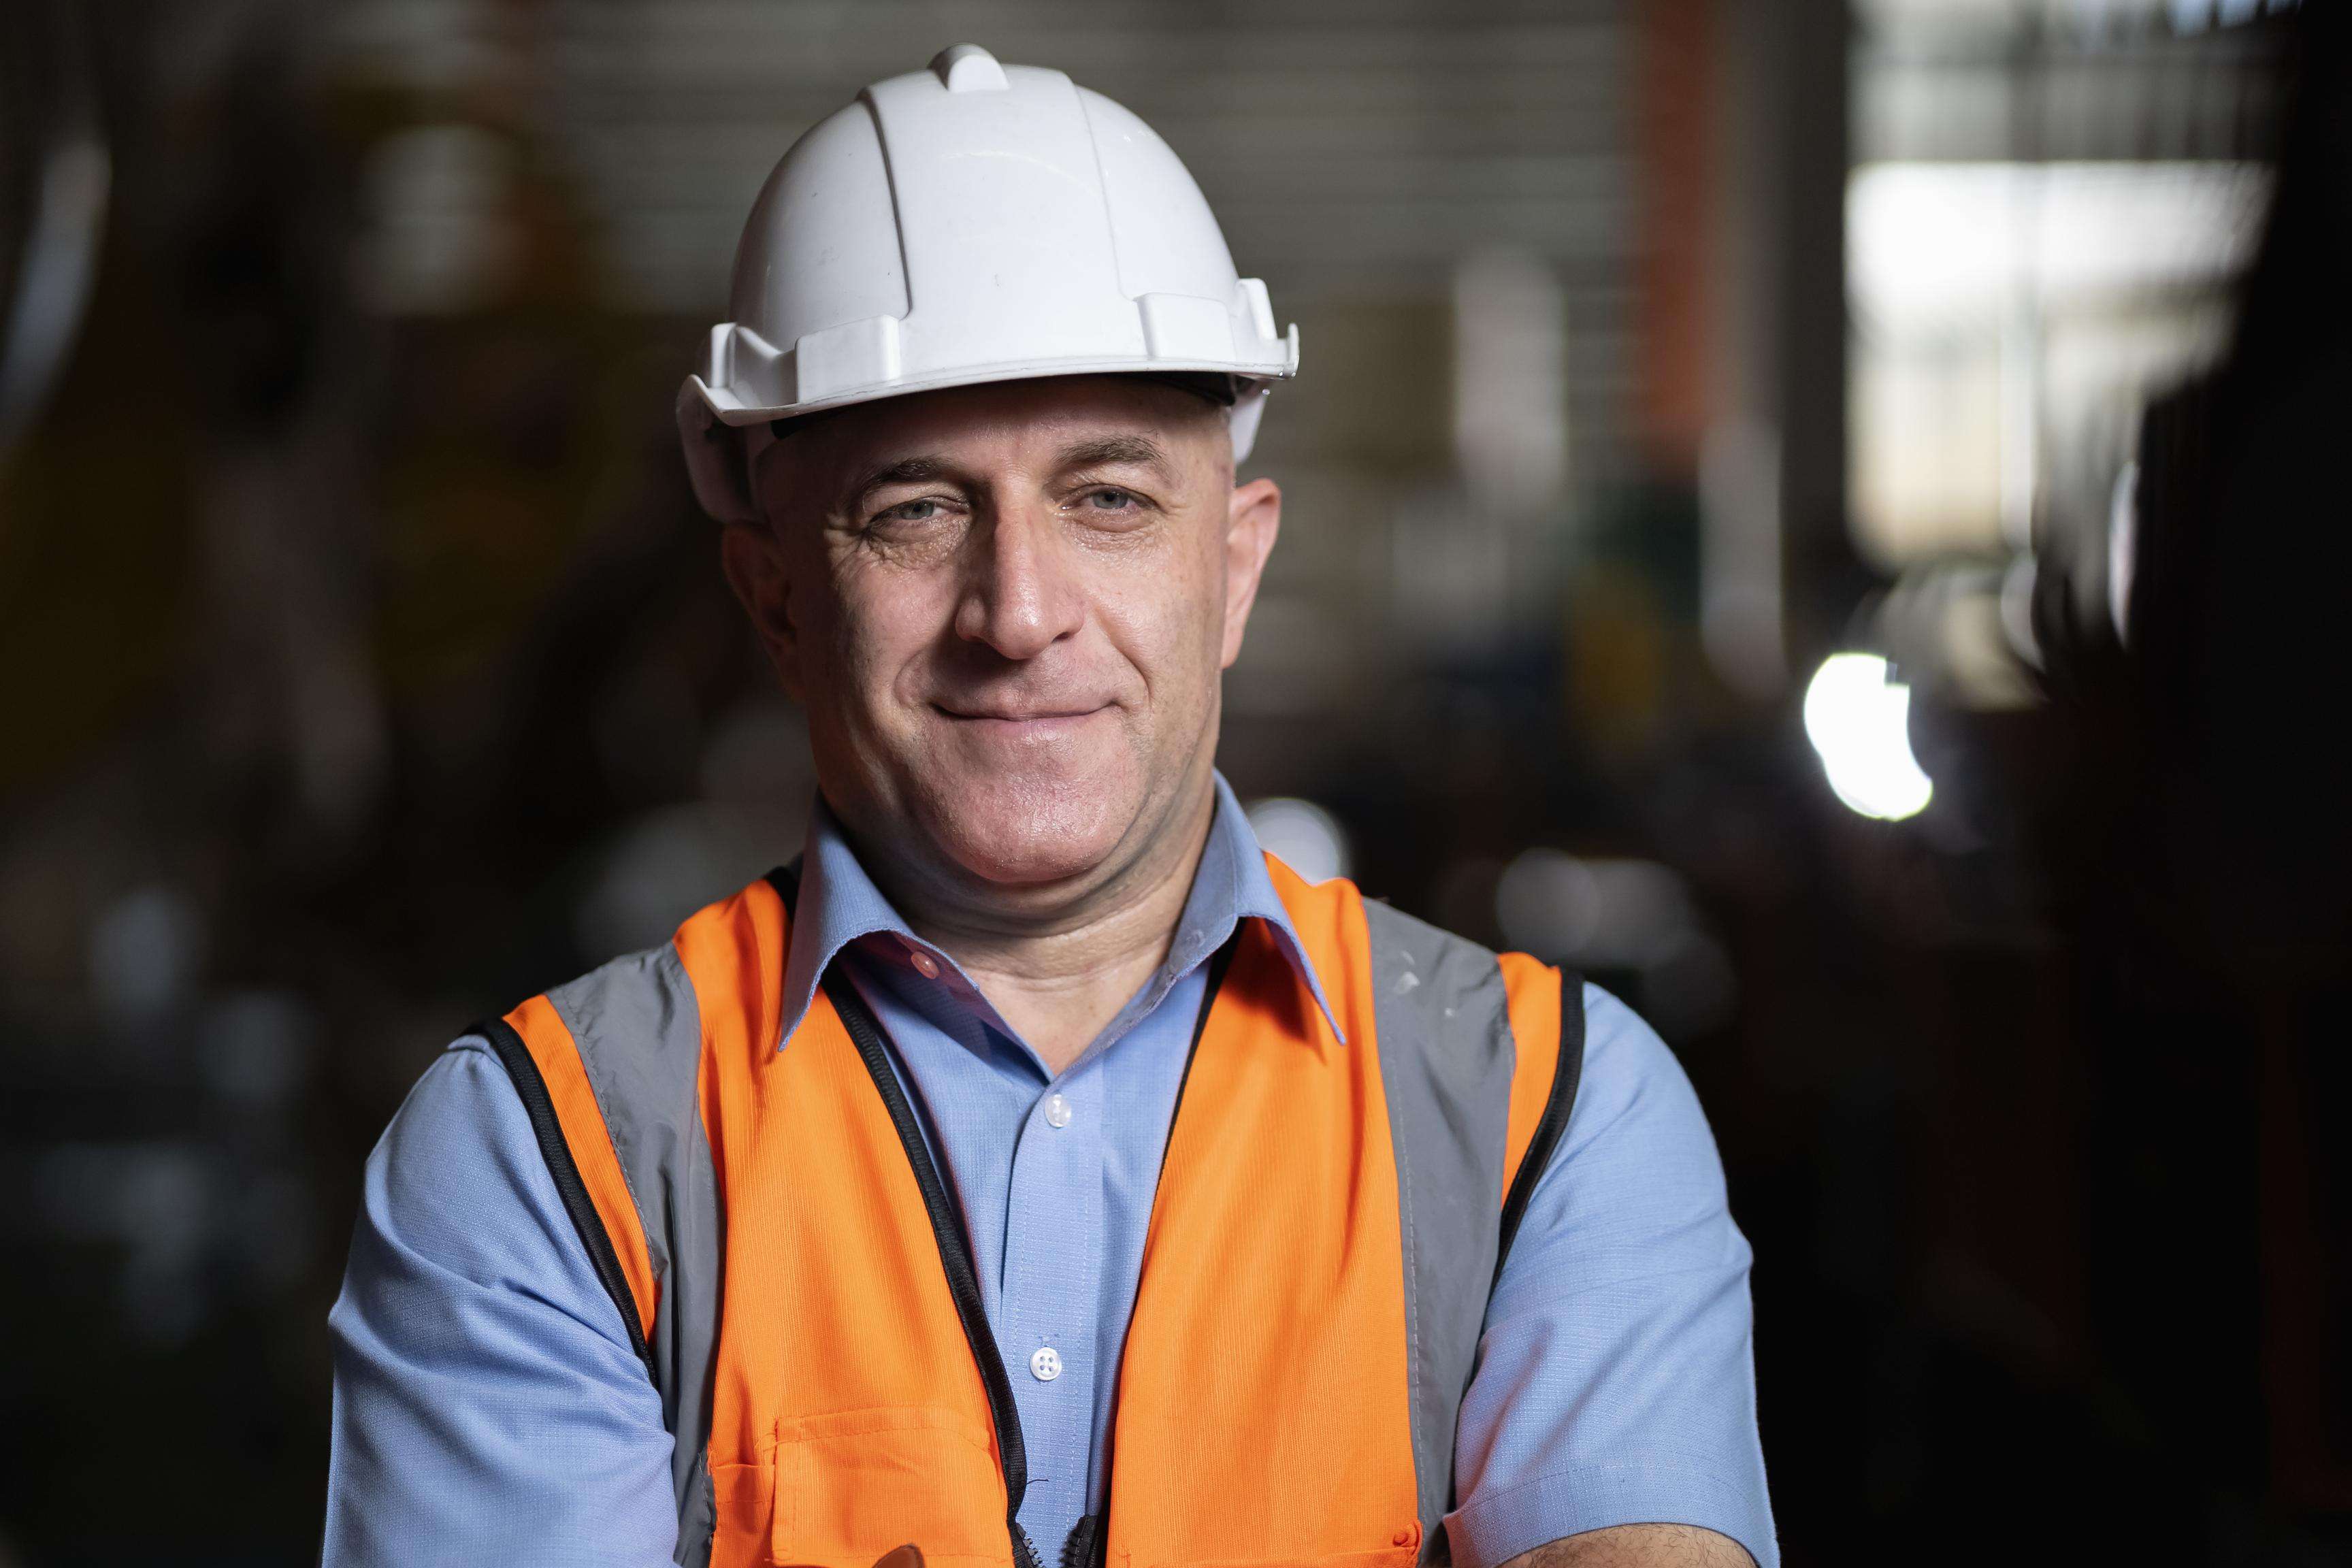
top-left (1359, 899), bottom-right (1583, 1564)
top-left (543, 945), bottom-right (725, 1568)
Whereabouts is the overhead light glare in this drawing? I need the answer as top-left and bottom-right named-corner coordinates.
top-left (1803, 653), bottom-right (1934, 821)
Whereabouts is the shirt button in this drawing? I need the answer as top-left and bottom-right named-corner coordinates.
top-left (909, 950), bottom-right (941, 980)
top-left (1043, 1092), bottom-right (1073, 1130)
top-left (1029, 1345), bottom-right (1062, 1382)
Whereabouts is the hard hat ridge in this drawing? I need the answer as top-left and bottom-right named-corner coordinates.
top-left (677, 43), bottom-right (1297, 523)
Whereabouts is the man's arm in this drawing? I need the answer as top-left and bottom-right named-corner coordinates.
top-left (323, 1038), bottom-right (679, 1567)
top-left (1446, 985), bottom-right (1775, 1568)
top-left (1502, 1524), bottom-right (1754, 1567)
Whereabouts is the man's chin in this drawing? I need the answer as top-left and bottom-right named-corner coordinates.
top-left (918, 785), bottom-right (1137, 894)
top-left (941, 825), bottom-right (1125, 892)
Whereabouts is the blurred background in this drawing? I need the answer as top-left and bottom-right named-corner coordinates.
top-left (2, 0), bottom-right (2345, 1561)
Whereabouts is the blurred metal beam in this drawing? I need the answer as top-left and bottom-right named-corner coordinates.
top-left (0, 0), bottom-right (110, 465)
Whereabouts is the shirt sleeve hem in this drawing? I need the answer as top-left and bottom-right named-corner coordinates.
top-left (1442, 1457), bottom-right (1778, 1568)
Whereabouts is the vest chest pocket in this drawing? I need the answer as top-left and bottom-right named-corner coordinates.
top-left (770, 1405), bottom-right (1011, 1568)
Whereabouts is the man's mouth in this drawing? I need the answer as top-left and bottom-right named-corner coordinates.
top-left (933, 702), bottom-right (1111, 730)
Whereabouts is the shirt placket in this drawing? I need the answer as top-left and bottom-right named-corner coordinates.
top-left (996, 1055), bottom-right (1107, 1550)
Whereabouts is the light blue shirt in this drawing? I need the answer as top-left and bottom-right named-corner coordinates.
top-left (325, 777), bottom-right (1776, 1568)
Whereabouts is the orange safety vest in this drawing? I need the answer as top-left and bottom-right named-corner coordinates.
top-left (477, 858), bottom-right (1581, 1568)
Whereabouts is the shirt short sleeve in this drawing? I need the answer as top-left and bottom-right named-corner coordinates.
top-left (1443, 985), bottom-right (1776, 1568)
top-left (323, 1039), bottom-right (679, 1568)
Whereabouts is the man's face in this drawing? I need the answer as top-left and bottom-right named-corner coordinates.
top-left (721, 375), bottom-right (1281, 909)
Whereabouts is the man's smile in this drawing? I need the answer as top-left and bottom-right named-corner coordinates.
top-left (931, 700), bottom-right (1115, 738)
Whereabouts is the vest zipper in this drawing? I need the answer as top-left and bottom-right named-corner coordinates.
top-left (1075, 934), bottom-right (1239, 1568)
top-left (823, 971), bottom-right (1043, 1568)
top-left (817, 916), bottom-right (1237, 1568)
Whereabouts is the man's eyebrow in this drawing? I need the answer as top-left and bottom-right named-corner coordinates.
top-left (843, 455), bottom-right (957, 507)
top-left (1057, 434), bottom-right (1176, 478)
top-left (835, 438), bottom-right (1175, 509)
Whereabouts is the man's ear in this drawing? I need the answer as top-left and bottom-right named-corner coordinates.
top-left (676, 385), bottom-right (764, 525)
top-left (719, 521), bottom-right (806, 701)
top-left (1219, 476), bottom-right (1281, 670)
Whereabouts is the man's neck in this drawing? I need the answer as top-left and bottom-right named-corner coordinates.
top-left (867, 781), bottom-right (1219, 1076)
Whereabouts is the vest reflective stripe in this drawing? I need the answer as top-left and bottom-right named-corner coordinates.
top-left (493, 934), bottom-right (732, 1560)
top-left (1356, 885), bottom-right (1532, 1547)
top-left (484, 862), bottom-right (1579, 1568)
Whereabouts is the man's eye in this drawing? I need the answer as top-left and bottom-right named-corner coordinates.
top-left (877, 499), bottom-right (942, 524)
top-left (1080, 488), bottom-right (1139, 512)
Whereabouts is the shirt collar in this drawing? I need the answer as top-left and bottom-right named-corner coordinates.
top-left (774, 772), bottom-right (1343, 1049)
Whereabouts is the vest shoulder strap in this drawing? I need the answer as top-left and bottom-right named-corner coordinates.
top-left (1495, 951), bottom-right (1585, 1277)
top-left (476, 1002), bottom-right (657, 1363)
top-left (1358, 897), bottom-right (1584, 1559)
top-left (479, 917), bottom-right (736, 1568)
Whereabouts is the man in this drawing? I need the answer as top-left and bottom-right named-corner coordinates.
top-left (323, 46), bottom-right (1774, 1568)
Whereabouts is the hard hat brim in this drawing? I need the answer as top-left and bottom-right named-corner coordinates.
top-left (685, 331), bottom-right (1299, 429)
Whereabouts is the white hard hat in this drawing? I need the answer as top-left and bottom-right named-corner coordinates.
top-left (678, 43), bottom-right (1300, 523)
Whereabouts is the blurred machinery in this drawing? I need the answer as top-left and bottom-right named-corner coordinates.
top-left (0, 1), bottom-right (108, 463)
top-left (1838, 0), bottom-right (2287, 753)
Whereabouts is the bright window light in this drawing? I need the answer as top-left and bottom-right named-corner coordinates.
top-left (1802, 653), bottom-right (1935, 821)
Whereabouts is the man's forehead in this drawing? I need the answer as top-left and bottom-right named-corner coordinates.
top-left (796, 376), bottom-right (1217, 476)
top-left (847, 376), bottom-right (1209, 451)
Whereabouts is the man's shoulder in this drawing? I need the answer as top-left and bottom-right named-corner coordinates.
top-left (1540, 981), bottom-right (1729, 1209)
top-left (391, 1032), bottom-right (530, 1157)
top-left (1566, 982), bottom-right (1699, 1119)
top-left (357, 1035), bottom-right (580, 1278)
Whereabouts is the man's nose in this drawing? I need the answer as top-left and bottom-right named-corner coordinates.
top-left (952, 500), bottom-right (1087, 661)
